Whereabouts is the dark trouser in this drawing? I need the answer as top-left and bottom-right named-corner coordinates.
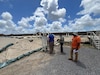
top-left (60, 43), bottom-right (63, 53)
top-left (49, 42), bottom-right (54, 54)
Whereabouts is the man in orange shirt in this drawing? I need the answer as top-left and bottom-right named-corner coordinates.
top-left (68, 32), bottom-right (81, 62)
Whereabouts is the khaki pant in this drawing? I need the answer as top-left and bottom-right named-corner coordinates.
top-left (70, 48), bottom-right (78, 61)
top-left (49, 42), bottom-right (54, 54)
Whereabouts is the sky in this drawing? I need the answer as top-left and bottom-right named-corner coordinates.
top-left (0, 0), bottom-right (100, 34)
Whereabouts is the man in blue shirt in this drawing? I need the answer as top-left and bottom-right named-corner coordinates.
top-left (48, 33), bottom-right (54, 54)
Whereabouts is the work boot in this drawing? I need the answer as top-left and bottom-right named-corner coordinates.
top-left (68, 58), bottom-right (73, 61)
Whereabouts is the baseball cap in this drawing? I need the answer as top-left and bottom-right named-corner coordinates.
top-left (72, 32), bottom-right (78, 36)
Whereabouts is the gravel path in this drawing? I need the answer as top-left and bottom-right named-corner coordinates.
top-left (30, 46), bottom-right (100, 75)
top-left (0, 45), bottom-right (100, 75)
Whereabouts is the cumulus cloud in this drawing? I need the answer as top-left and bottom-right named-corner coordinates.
top-left (0, 12), bottom-right (18, 34)
top-left (49, 21), bottom-right (63, 32)
top-left (41, 0), bottom-right (58, 11)
top-left (16, 15), bottom-right (38, 34)
top-left (32, 0), bottom-right (66, 33)
top-left (0, 0), bottom-right (68, 34)
top-left (59, 18), bottom-right (66, 23)
top-left (18, 16), bottom-right (34, 28)
top-left (1, 12), bottom-right (12, 20)
top-left (67, 14), bottom-right (100, 32)
top-left (34, 7), bottom-right (45, 17)
top-left (30, 0), bottom-right (67, 33)
top-left (49, 8), bottom-right (66, 20)
top-left (2, 0), bottom-right (100, 34)
top-left (74, 0), bottom-right (100, 32)
top-left (63, 25), bottom-right (72, 32)
top-left (77, 0), bottom-right (100, 15)
top-left (40, 0), bottom-right (66, 21)
top-left (0, 20), bottom-right (6, 28)
top-left (34, 17), bottom-right (47, 27)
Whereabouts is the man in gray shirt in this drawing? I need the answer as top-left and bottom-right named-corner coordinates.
top-left (59, 34), bottom-right (64, 53)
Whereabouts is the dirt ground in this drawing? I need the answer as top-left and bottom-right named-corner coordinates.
top-left (0, 35), bottom-right (91, 75)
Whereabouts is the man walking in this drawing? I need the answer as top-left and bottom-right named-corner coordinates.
top-left (68, 32), bottom-right (81, 62)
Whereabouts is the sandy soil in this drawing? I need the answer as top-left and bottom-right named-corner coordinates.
top-left (0, 36), bottom-right (42, 63)
top-left (0, 35), bottom-right (89, 63)
top-left (0, 35), bottom-right (90, 75)
top-left (0, 51), bottom-right (54, 75)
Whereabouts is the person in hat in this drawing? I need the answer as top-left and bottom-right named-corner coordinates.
top-left (68, 32), bottom-right (81, 62)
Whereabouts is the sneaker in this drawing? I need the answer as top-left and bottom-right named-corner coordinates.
top-left (68, 58), bottom-right (73, 60)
